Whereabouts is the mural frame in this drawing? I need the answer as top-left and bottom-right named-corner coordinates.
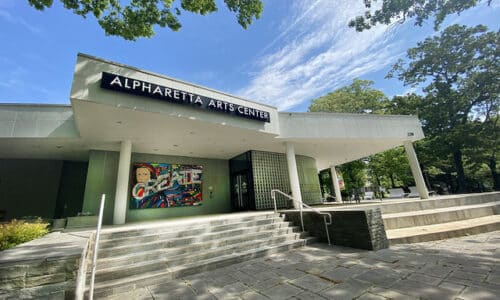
top-left (130, 162), bottom-right (203, 209)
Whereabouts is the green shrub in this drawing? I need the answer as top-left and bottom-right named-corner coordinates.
top-left (0, 218), bottom-right (49, 251)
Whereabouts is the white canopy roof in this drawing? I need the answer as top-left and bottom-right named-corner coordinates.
top-left (0, 54), bottom-right (424, 170)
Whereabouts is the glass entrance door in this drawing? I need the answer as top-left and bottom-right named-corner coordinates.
top-left (231, 172), bottom-right (250, 211)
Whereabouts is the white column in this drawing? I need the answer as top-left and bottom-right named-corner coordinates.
top-left (330, 166), bottom-right (343, 202)
top-left (285, 142), bottom-right (302, 209)
top-left (113, 140), bottom-right (132, 225)
top-left (404, 141), bottom-right (429, 199)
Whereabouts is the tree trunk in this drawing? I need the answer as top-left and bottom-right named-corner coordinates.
top-left (489, 157), bottom-right (500, 191)
top-left (375, 175), bottom-right (381, 187)
top-left (390, 174), bottom-right (396, 188)
top-left (452, 150), bottom-right (467, 193)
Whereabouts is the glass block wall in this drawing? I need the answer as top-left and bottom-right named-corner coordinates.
top-left (296, 155), bottom-right (323, 206)
top-left (251, 150), bottom-right (322, 210)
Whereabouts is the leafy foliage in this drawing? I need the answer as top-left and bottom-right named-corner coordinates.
top-left (0, 219), bottom-right (49, 251)
top-left (339, 160), bottom-right (367, 197)
top-left (309, 79), bottom-right (412, 196)
top-left (27, 0), bottom-right (263, 40)
top-left (349, 0), bottom-right (493, 32)
top-left (309, 79), bottom-right (389, 114)
top-left (388, 24), bottom-right (499, 192)
top-left (368, 147), bottom-right (414, 189)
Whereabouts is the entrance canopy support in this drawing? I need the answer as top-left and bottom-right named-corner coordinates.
top-left (285, 142), bottom-right (302, 209)
top-left (113, 140), bottom-right (132, 224)
top-left (330, 166), bottom-right (342, 202)
top-left (404, 141), bottom-right (429, 199)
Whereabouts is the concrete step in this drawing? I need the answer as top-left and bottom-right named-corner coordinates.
top-left (387, 215), bottom-right (500, 245)
top-left (95, 232), bottom-right (308, 282)
top-left (97, 226), bottom-right (301, 269)
top-left (99, 213), bottom-right (281, 240)
top-left (98, 222), bottom-right (295, 257)
top-left (378, 192), bottom-right (499, 214)
top-left (98, 216), bottom-right (286, 248)
top-left (90, 237), bottom-right (316, 298)
top-left (383, 201), bottom-right (500, 230)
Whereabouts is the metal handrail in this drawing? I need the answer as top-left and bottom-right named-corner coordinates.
top-left (89, 194), bottom-right (105, 300)
top-left (271, 189), bottom-right (332, 245)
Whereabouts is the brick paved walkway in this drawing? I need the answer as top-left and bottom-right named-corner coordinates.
top-left (105, 231), bottom-right (499, 300)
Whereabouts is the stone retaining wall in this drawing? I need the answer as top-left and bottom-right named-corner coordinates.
top-left (0, 231), bottom-right (90, 299)
top-left (284, 208), bottom-right (389, 250)
top-left (0, 256), bottom-right (80, 299)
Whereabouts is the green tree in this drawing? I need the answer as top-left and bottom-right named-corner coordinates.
top-left (369, 147), bottom-right (413, 189)
top-left (309, 79), bottom-right (399, 197)
top-left (388, 93), bottom-right (453, 192)
top-left (339, 160), bottom-right (366, 198)
top-left (349, 0), bottom-right (493, 32)
top-left (28, 0), bottom-right (263, 40)
top-left (388, 24), bottom-right (500, 192)
top-left (309, 79), bottom-right (389, 114)
top-left (463, 117), bottom-right (500, 190)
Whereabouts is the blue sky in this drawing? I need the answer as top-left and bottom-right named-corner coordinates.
top-left (0, 0), bottom-right (498, 112)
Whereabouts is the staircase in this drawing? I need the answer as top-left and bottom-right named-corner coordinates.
top-left (382, 192), bottom-right (500, 245)
top-left (88, 212), bottom-right (315, 298)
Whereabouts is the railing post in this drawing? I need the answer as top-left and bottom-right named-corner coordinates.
top-left (272, 190), bottom-right (277, 213)
top-left (299, 202), bottom-right (304, 232)
top-left (324, 215), bottom-right (331, 246)
top-left (89, 194), bottom-right (105, 300)
top-left (270, 189), bottom-right (332, 243)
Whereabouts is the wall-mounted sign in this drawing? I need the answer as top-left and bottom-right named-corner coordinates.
top-left (101, 72), bottom-right (271, 122)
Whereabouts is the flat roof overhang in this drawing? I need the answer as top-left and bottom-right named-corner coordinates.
top-left (69, 100), bottom-right (424, 168)
top-left (278, 112), bottom-right (424, 169)
top-left (0, 102), bottom-right (424, 166)
top-left (71, 99), bottom-right (281, 159)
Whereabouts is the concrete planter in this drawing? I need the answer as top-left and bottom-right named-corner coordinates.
top-left (51, 218), bottom-right (67, 230)
top-left (66, 216), bottom-right (97, 229)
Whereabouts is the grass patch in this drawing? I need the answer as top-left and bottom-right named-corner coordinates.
top-left (0, 218), bottom-right (49, 251)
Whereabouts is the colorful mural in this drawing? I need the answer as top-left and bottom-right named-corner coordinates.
top-left (130, 163), bottom-right (203, 209)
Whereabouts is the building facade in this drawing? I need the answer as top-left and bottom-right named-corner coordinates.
top-left (0, 54), bottom-right (428, 225)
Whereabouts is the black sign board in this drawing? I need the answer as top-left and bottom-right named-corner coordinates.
top-left (100, 72), bottom-right (270, 122)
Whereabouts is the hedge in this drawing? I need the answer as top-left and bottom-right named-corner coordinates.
top-left (0, 218), bottom-right (49, 251)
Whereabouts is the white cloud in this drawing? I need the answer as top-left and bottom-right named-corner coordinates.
top-left (0, 10), bottom-right (42, 35)
top-left (237, 0), bottom-right (404, 110)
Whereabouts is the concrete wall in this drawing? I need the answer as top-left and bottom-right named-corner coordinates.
top-left (82, 150), bottom-right (231, 225)
top-left (278, 112), bottom-right (424, 141)
top-left (82, 151), bottom-right (119, 225)
top-left (296, 155), bottom-right (323, 205)
top-left (0, 159), bottom-right (88, 221)
top-left (54, 161), bottom-right (88, 218)
top-left (0, 105), bottom-right (78, 138)
top-left (0, 159), bottom-right (62, 220)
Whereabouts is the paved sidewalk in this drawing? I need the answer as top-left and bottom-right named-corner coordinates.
top-left (105, 231), bottom-right (499, 300)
